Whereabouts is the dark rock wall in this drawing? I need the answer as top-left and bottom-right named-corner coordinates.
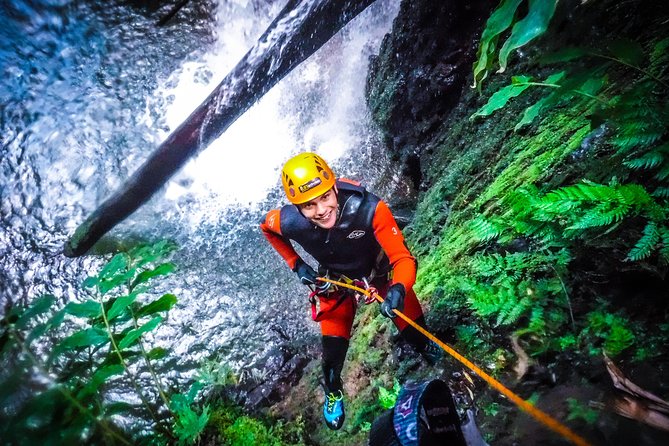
top-left (365, 0), bottom-right (495, 189)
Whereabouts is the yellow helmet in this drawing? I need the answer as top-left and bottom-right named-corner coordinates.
top-left (281, 152), bottom-right (336, 204)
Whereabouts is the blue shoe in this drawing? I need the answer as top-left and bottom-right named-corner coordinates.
top-left (323, 390), bottom-right (345, 430)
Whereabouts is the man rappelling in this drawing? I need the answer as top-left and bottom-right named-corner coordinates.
top-left (260, 152), bottom-right (441, 430)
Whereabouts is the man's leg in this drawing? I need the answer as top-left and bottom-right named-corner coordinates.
top-left (322, 335), bottom-right (348, 393)
top-left (317, 292), bottom-right (356, 430)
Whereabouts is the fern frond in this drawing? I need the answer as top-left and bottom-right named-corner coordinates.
top-left (536, 198), bottom-right (579, 215)
top-left (615, 184), bottom-right (653, 207)
top-left (604, 324), bottom-right (635, 356)
top-left (618, 120), bottom-right (654, 134)
top-left (627, 221), bottom-right (660, 261)
top-left (655, 164), bottom-right (669, 181)
top-left (471, 216), bottom-right (503, 242)
top-left (659, 226), bottom-right (669, 265)
top-left (652, 187), bottom-right (669, 198)
top-left (526, 306), bottom-right (546, 335)
top-left (649, 38), bottom-right (669, 78)
top-left (568, 202), bottom-right (630, 230)
top-left (543, 182), bottom-right (615, 205)
top-left (498, 295), bottom-right (532, 326)
top-left (470, 253), bottom-right (505, 277)
top-left (623, 150), bottom-right (665, 170)
top-left (613, 131), bottom-right (664, 151)
top-left (513, 220), bottom-right (548, 236)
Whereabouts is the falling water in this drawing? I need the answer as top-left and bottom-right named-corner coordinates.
top-left (0, 0), bottom-right (409, 389)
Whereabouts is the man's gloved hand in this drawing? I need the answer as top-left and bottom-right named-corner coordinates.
top-left (380, 283), bottom-right (405, 318)
top-left (293, 259), bottom-right (318, 285)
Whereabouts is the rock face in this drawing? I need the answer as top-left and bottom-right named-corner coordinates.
top-left (238, 344), bottom-right (315, 411)
top-left (363, 1), bottom-right (669, 445)
top-left (366, 0), bottom-right (495, 189)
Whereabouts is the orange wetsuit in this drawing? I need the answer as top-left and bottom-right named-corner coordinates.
top-left (260, 179), bottom-right (424, 339)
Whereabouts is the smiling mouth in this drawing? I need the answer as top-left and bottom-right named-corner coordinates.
top-left (316, 210), bottom-right (332, 222)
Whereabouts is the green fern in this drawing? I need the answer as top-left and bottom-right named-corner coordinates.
top-left (603, 83), bottom-right (668, 158)
top-left (583, 309), bottom-right (635, 357)
top-left (659, 226), bottom-right (669, 264)
top-left (468, 282), bottom-right (534, 327)
top-left (624, 148), bottom-right (666, 170)
top-left (653, 187), bottom-right (669, 198)
top-left (614, 131), bottom-right (664, 152)
top-left (526, 305), bottom-right (547, 336)
top-left (627, 221), bottom-right (660, 261)
top-left (649, 38), bottom-right (669, 78)
top-left (656, 165), bottom-right (669, 182)
top-left (471, 215), bottom-right (505, 242)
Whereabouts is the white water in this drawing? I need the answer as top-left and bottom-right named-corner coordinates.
top-left (0, 0), bottom-right (406, 396)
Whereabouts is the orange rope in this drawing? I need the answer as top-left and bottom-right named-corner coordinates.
top-left (318, 277), bottom-right (592, 446)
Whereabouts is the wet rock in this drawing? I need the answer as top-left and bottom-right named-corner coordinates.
top-left (366, 0), bottom-right (496, 188)
top-left (238, 344), bottom-right (315, 411)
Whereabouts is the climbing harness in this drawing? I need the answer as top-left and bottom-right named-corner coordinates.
top-left (317, 277), bottom-right (593, 446)
top-left (307, 275), bottom-right (377, 321)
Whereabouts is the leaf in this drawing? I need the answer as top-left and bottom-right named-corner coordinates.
top-left (99, 272), bottom-right (134, 295)
top-left (473, 0), bottom-right (524, 88)
top-left (659, 227), bottom-right (669, 264)
top-left (187, 381), bottom-right (204, 404)
top-left (655, 165), bottom-right (669, 181)
top-left (147, 347), bottom-right (169, 360)
top-left (104, 401), bottom-right (136, 416)
top-left (498, 0), bottom-right (558, 73)
top-left (27, 309), bottom-right (66, 344)
top-left (99, 253), bottom-right (129, 279)
top-left (97, 253), bottom-right (134, 295)
top-left (118, 316), bottom-right (163, 350)
top-left (82, 276), bottom-right (99, 289)
top-left (540, 47), bottom-right (588, 64)
top-left (627, 221), bottom-right (660, 261)
top-left (107, 292), bottom-right (140, 321)
top-left (624, 150), bottom-right (666, 170)
top-left (470, 215), bottom-right (503, 242)
top-left (653, 187), bottom-right (669, 198)
top-left (63, 300), bottom-right (101, 319)
top-left (136, 294), bottom-right (178, 318)
top-left (514, 71), bottom-right (566, 130)
top-left (471, 75), bottom-right (532, 118)
top-left (607, 38), bottom-right (644, 66)
top-left (578, 75), bottom-right (607, 97)
top-left (53, 327), bottom-right (109, 357)
top-left (173, 404), bottom-right (209, 445)
top-left (378, 380), bottom-right (400, 410)
top-left (77, 364), bottom-right (125, 399)
top-left (14, 295), bottom-right (57, 330)
top-left (131, 262), bottom-right (176, 290)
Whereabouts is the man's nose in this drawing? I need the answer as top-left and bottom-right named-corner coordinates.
top-left (315, 201), bottom-right (327, 215)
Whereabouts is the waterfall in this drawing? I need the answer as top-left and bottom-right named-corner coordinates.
top-left (1, 0), bottom-right (405, 381)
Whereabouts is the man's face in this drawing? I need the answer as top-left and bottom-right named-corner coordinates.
top-left (298, 187), bottom-right (338, 229)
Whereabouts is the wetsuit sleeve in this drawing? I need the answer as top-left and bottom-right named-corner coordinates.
top-left (260, 209), bottom-right (301, 270)
top-left (372, 201), bottom-right (417, 290)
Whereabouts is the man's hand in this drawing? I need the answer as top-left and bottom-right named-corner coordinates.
top-left (380, 283), bottom-right (405, 318)
top-left (293, 259), bottom-right (318, 285)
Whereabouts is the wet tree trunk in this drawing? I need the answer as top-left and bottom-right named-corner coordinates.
top-left (64, 0), bottom-right (376, 257)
